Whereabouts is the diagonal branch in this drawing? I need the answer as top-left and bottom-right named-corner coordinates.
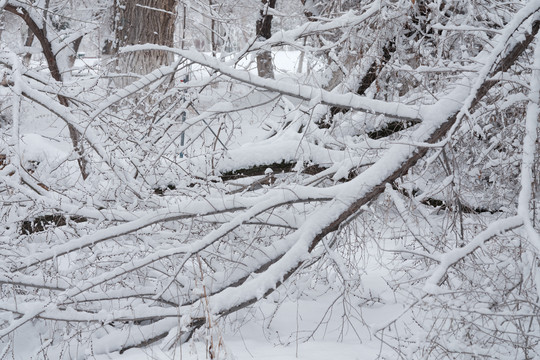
top-left (108, 11), bottom-right (540, 354)
top-left (4, 3), bottom-right (88, 179)
top-left (121, 44), bottom-right (423, 123)
top-left (183, 11), bottom-right (540, 339)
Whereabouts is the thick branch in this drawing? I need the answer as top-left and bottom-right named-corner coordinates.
top-left (5, 4), bottom-right (88, 179)
top-left (123, 44), bottom-right (422, 123)
top-left (183, 15), bottom-right (540, 337)
top-left (220, 161), bottom-right (325, 181)
top-left (5, 5), bottom-right (61, 82)
top-left (20, 214), bottom-right (87, 235)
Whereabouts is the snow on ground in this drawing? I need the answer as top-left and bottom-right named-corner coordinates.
top-left (86, 246), bottom-right (401, 360)
top-left (108, 338), bottom-right (379, 360)
top-left (92, 289), bottom-right (396, 360)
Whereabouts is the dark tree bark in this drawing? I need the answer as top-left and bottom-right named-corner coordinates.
top-left (22, 28), bottom-right (34, 66)
top-left (209, 0), bottom-right (217, 56)
top-left (113, 0), bottom-right (178, 84)
top-left (256, 0), bottom-right (277, 79)
top-left (327, 39), bottom-right (396, 120)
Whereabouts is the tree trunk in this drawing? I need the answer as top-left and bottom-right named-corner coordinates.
top-left (113, 0), bottom-right (177, 85)
top-left (209, 0), bottom-right (217, 56)
top-left (22, 28), bottom-right (34, 66)
top-left (256, 0), bottom-right (276, 79)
